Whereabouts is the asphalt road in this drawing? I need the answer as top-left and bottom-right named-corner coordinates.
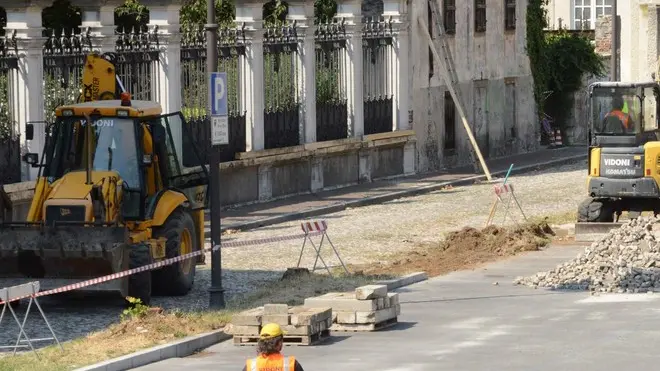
top-left (135, 244), bottom-right (660, 371)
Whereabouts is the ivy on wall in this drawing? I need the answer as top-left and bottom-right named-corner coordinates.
top-left (526, 0), bottom-right (606, 129)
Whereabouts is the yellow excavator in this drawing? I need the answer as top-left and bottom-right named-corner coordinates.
top-left (575, 80), bottom-right (660, 240)
top-left (0, 53), bottom-right (209, 305)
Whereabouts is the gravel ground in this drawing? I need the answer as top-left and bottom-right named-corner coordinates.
top-left (0, 159), bottom-right (587, 352)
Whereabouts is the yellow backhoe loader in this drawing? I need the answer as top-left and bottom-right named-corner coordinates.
top-left (0, 53), bottom-right (209, 305)
top-left (575, 81), bottom-right (660, 241)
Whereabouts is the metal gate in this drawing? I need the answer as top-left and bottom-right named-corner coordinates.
top-left (180, 26), bottom-right (246, 165)
top-left (113, 27), bottom-right (159, 101)
top-left (42, 29), bottom-right (91, 123)
top-left (315, 19), bottom-right (348, 142)
top-left (362, 17), bottom-right (393, 135)
top-left (263, 23), bottom-right (301, 149)
top-left (0, 35), bottom-right (19, 183)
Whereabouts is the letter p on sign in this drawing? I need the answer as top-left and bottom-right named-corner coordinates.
top-left (209, 72), bottom-right (228, 117)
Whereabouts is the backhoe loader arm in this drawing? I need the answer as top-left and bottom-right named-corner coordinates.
top-left (80, 53), bottom-right (127, 103)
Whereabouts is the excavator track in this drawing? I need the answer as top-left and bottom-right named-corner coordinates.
top-left (574, 222), bottom-right (624, 242)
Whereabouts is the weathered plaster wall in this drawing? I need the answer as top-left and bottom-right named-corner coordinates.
top-left (410, 0), bottom-right (537, 173)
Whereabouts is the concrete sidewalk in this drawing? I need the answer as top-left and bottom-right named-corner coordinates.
top-left (135, 243), bottom-right (660, 371)
top-left (210, 146), bottom-right (585, 232)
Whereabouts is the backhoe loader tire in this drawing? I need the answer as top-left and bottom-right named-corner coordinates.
top-left (127, 243), bottom-right (153, 306)
top-left (577, 198), bottom-right (614, 222)
top-left (151, 209), bottom-right (197, 296)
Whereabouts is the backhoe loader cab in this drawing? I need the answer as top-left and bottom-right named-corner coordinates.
top-left (578, 81), bottom-right (660, 222)
top-left (0, 97), bottom-right (210, 305)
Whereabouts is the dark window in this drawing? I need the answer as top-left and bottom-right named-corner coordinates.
top-left (505, 0), bottom-right (516, 30)
top-left (444, 91), bottom-right (456, 151)
top-left (428, 0), bottom-right (434, 78)
top-left (475, 0), bottom-right (487, 33)
top-left (444, 0), bottom-right (456, 34)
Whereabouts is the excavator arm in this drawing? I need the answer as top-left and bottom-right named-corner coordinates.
top-left (79, 53), bottom-right (127, 103)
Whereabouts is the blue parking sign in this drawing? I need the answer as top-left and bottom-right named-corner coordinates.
top-left (209, 72), bottom-right (228, 117)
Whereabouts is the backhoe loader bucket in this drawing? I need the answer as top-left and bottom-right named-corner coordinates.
top-left (0, 223), bottom-right (129, 281)
top-left (574, 222), bottom-right (624, 242)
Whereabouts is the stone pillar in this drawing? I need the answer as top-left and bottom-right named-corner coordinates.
top-left (384, 0), bottom-right (410, 131)
top-left (287, 1), bottom-right (316, 144)
top-left (337, 0), bottom-right (364, 138)
top-left (73, 0), bottom-right (122, 52)
top-left (4, 2), bottom-right (48, 181)
top-left (146, 2), bottom-right (183, 164)
top-left (236, 1), bottom-right (266, 152)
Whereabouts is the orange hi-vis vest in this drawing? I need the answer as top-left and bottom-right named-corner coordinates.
top-left (246, 354), bottom-right (296, 371)
top-left (605, 110), bottom-right (631, 129)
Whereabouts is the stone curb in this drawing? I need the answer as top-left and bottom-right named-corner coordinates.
top-left (220, 151), bottom-right (587, 233)
top-left (75, 330), bottom-right (231, 371)
top-left (374, 272), bottom-right (429, 291)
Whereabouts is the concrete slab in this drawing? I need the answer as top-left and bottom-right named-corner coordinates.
top-left (134, 243), bottom-right (660, 370)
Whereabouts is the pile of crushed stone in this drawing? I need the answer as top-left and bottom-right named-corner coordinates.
top-left (514, 216), bottom-right (660, 293)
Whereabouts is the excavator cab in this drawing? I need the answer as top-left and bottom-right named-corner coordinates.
top-left (0, 89), bottom-right (210, 305)
top-left (578, 82), bottom-right (660, 224)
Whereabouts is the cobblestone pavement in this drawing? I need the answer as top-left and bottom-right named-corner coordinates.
top-left (0, 159), bottom-right (587, 352)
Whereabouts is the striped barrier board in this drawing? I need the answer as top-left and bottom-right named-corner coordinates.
top-left (494, 183), bottom-right (514, 196)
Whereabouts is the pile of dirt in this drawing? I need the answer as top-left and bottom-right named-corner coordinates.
top-left (357, 222), bottom-right (555, 277)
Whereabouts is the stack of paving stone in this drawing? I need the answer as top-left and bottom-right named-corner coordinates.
top-left (228, 303), bottom-right (333, 345)
top-left (304, 284), bottom-right (401, 331)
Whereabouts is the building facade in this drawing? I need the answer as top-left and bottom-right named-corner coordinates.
top-left (545, 0), bottom-right (660, 83)
top-left (545, 0), bottom-right (614, 30)
top-left (411, 0), bottom-right (537, 172)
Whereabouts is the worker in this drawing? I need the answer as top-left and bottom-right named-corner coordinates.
top-left (242, 323), bottom-right (305, 371)
top-left (603, 95), bottom-right (635, 133)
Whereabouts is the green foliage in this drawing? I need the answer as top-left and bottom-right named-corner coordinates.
top-left (42, 0), bottom-right (81, 33)
top-left (525, 0), bottom-right (549, 112)
top-left (115, 0), bottom-right (149, 31)
top-left (315, 0), bottom-right (337, 23)
top-left (0, 74), bottom-right (10, 140)
top-left (526, 0), bottom-right (605, 128)
top-left (121, 297), bottom-right (150, 321)
top-left (179, 0), bottom-right (237, 28)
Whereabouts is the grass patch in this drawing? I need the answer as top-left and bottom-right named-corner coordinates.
top-left (0, 271), bottom-right (393, 371)
top-left (530, 210), bottom-right (577, 225)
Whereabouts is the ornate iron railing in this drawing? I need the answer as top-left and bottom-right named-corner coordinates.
top-left (180, 25), bottom-right (246, 165)
top-left (0, 32), bottom-right (20, 183)
top-left (362, 16), bottom-right (394, 135)
top-left (263, 21), bottom-right (300, 149)
top-left (113, 26), bottom-right (159, 101)
top-left (315, 18), bottom-right (348, 142)
top-left (42, 28), bottom-right (92, 124)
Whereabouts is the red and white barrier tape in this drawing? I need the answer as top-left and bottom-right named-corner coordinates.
top-left (0, 220), bottom-right (327, 304)
top-left (494, 183), bottom-right (514, 196)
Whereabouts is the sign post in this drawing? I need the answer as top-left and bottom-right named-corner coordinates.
top-left (206, 0), bottom-right (225, 309)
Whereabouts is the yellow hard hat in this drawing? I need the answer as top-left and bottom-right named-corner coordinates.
top-left (260, 323), bottom-right (286, 339)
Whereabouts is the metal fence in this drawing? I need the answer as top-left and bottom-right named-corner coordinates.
top-left (263, 22), bottom-right (301, 149)
top-left (113, 26), bottom-right (159, 101)
top-left (180, 25), bottom-right (246, 165)
top-left (42, 29), bottom-right (91, 123)
top-left (315, 18), bottom-right (348, 142)
top-left (362, 16), bottom-right (394, 135)
top-left (0, 34), bottom-right (20, 183)
top-left (42, 27), bottom-right (158, 123)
